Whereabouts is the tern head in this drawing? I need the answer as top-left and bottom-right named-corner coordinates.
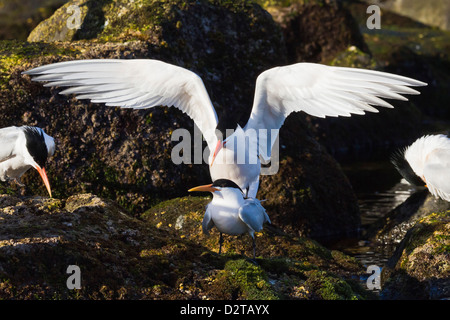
top-left (188, 179), bottom-right (245, 198)
top-left (392, 134), bottom-right (450, 187)
top-left (391, 147), bottom-right (426, 187)
top-left (23, 126), bottom-right (54, 197)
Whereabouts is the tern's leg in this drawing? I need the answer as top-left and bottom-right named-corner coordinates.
top-left (13, 178), bottom-right (25, 187)
top-left (218, 232), bottom-right (224, 255)
top-left (245, 236), bottom-right (258, 265)
top-left (252, 237), bottom-right (256, 260)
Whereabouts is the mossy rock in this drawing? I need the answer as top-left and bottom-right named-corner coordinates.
top-left (259, 0), bottom-right (369, 63)
top-left (381, 210), bottom-right (450, 299)
top-left (0, 193), bottom-right (374, 299)
top-left (344, 0), bottom-right (450, 122)
top-left (367, 190), bottom-right (450, 245)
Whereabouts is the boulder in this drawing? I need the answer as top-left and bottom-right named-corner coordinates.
top-left (0, 193), bottom-right (374, 300)
top-left (257, 114), bottom-right (361, 240)
top-left (265, 0), bottom-right (369, 63)
top-left (381, 209), bottom-right (450, 300)
top-left (368, 189), bottom-right (450, 245)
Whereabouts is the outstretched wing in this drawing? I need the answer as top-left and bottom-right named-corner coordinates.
top-left (24, 59), bottom-right (219, 150)
top-left (423, 148), bottom-right (450, 202)
top-left (245, 62), bottom-right (427, 161)
top-left (238, 199), bottom-right (270, 235)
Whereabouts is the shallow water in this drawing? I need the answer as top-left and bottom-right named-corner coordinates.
top-left (329, 159), bottom-right (421, 294)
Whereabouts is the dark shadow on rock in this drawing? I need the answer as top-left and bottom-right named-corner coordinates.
top-left (381, 269), bottom-right (428, 300)
top-left (74, 0), bottom-right (113, 40)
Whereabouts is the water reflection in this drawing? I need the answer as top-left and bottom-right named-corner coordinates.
top-left (332, 160), bottom-right (421, 267)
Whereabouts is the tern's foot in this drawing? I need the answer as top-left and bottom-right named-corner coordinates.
top-left (13, 179), bottom-right (25, 187)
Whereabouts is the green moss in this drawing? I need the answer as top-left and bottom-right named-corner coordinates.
top-left (254, 0), bottom-right (327, 9)
top-left (305, 270), bottom-right (359, 300)
top-left (0, 40), bottom-right (78, 88)
top-left (212, 259), bottom-right (279, 300)
top-left (329, 45), bottom-right (377, 69)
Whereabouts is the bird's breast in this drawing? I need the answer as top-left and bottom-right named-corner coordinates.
top-left (208, 203), bottom-right (248, 235)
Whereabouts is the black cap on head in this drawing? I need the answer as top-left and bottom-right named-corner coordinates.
top-left (212, 179), bottom-right (244, 194)
top-left (390, 148), bottom-right (426, 186)
top-left (24, 126), bottom-right (48, 168)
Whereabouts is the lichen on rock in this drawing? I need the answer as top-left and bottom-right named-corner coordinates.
top-left (0, 193), bottom-right (373, 299)
top-left (381, 209), bottom-right (450, 299)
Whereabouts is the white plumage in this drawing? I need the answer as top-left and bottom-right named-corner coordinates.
top-left (394, 134), bottom-right (450, 202)
top-left (23, 59), bottom-right (427, 199)
top-left (0, 126), bottom-right (55, 197)
top-left (188, 179), bottom-right (270, 259)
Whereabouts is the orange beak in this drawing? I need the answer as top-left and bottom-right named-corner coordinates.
top-left (188, 184), bottom-right (220, 193)
top-left (210, 140), bottom-right (223, 167)
top-left (36, 167), bottom-right (52, 198)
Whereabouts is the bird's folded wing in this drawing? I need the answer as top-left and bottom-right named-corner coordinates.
top-left (244, 62), bottom-right (427, 161)
top-left (23, 59), bottom-right (219, 150)
top-left (238, 199), bottom-right (270, 233)
top-left (202, 204), bottom-right (215, 235)
top-left (423, 149), bottom-right (450, 201)
top-left (0, 127), bottom-right (20, 163)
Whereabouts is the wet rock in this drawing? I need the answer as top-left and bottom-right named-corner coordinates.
top-left (368, 190), bottom-right (450, 245)
top-left (0, 193), bottom-right (373, 299)
top-left (380, 210), bottom-right (450, 300)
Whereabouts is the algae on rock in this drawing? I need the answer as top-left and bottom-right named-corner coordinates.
top-left (381, 209), bottom-right (450, 300)
top-left (0, 193), bottom-right (373, 299)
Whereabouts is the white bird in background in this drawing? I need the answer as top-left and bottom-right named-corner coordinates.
top-left (391, 134), bottom-right (450, 202)
top-left (23, 59), bottom-right (427, 199)
top-left (188, 178), bottom-right (270, 259)
top-left (0, 126), bottom-right (55, 197)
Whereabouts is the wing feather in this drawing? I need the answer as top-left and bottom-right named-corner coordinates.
top-left (245, 62), bottom-right (427, 160)
top-left (24, 59), bottom-right (219, 150)
top-left (238, 199), bottom-right (270, 235)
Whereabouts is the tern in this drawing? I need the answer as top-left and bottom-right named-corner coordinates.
top-left (23, 59), bottom-right (427, 198)
top-left (188, 179), bottom-right (270, 259)
top-left (391, 134), bottom-right (450, 202)
top-left (0, 126), bottom-right (55, 197)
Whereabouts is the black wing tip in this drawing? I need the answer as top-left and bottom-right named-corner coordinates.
top-left (390, 147), bottom-right (426, 187)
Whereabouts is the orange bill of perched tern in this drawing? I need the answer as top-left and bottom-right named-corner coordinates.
top-left (189, 179), bottom-right (271, 260)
